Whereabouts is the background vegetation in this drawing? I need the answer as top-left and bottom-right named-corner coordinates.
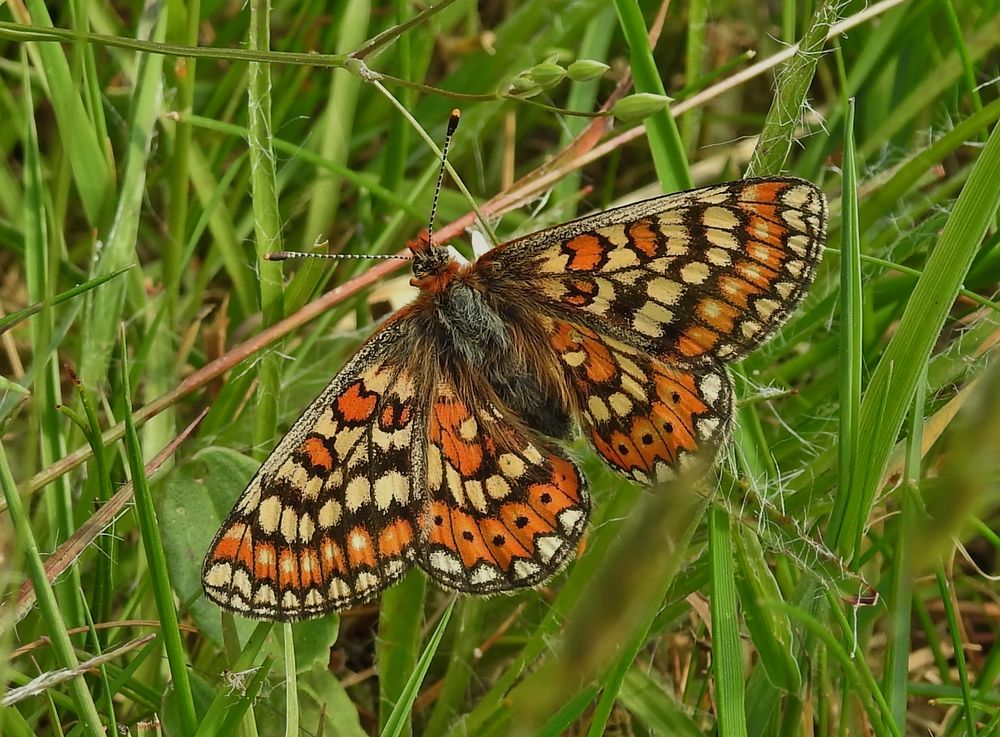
top-left (1, 0), bottom-right (998, 735)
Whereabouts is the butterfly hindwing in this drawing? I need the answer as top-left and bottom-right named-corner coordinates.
top-left (202, 319), bottom-right (425, 621)
top-left (479, 177), bottom-right (826, 363)
top-left (545, 316), bottom-right (733, 483)
top-left (417, 376), bottom-right (590, 593)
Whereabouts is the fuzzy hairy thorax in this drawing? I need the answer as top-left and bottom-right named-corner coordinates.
top-left (402, 236), bottom-right (576, 442)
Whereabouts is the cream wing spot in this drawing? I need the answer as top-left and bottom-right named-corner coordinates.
top-left (258, 496), bottom-right (282, 534)
top-left (313, 408), bottom-right (338, 438)
top-left (464, 479), bottom-right (488, 513)
top-left (648, 277), bottom-right (685, 305)
top-left (706, 228), bottom-right (739, 250)
top-left (304, 590), bottom-right (324, 608)
top-left (523, 444), bottom-right (543, 464)
top-left (621, 373), bottom-right (647, 401)
top-left (458, 416), bottom-right (479, 441)
top-left (635, 300), bottom-right (674, 334)
top-left (298, 513), bottom-right (315, 543)
top-left (328, 577), bottom-right (351, 599)
top-left (471, 566), bottom-right (499, 585)
top-left (702, 205), bottom-right (739, 229)
top-left (334, 426), bottom-right (365, 460)
top-left (485, 475), bottom-right (512, 499)
top-left (254, 585), bottom-right (277, 606)
top-left (374, 470), bottom-right (408, 508)
top-left (232, 569), bottom-right (252, 597)
top-left (755, 298), bottom-right (780, 319)
top-left (317, 498), bottom-right (342, 528)
top-left (783, 214), bottom-right (808, 237)
top-left (427, 444), bottom-right (443, 489)
top-left (605, 246), bottom-right (640, 270)
top-left (700, 300), bottom-right (722, 319)
top-left (707, 247), bottom-right (732, 266)
top-left (588, 395), bottom-right (611, 422)
top-left (782, 185), bottom-right (811, 208)
top-left (697, 417), bottom-right (721, 439)
top-left (700, 373), bottom-right (723, 404)
top-left (608, 392), bottom-right (633, 416)
top-left (499, 453), bottom-right (527, 479)
top-left (446, 463), bottom-right (465, 506)
top-left (558, 508), bottom-right (584, 533)
top-left (362, 367), bottom-right (393, 394)
top-left (536, 536), bottom-right (563, 562)
top-left (302, 476), bottom-right (324, 500)
top-left (681, 261), bottom-right (710, 284)
top-left (236, 484), bottom-right (262, 515)
top-left (430, 550), bottom-right (462, 574)
top-left (345, 476), bottom-right (371, 511)
top-left (513, 560), bottom-right (541, 581)
top-left (205, 562), bottom-right (233, 588)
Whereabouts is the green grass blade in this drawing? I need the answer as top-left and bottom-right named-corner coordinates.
top-left (826, 98), bottom-right (864, 556)
top-left (79, 11), bottom-right (166, 389)
top-left (193, 622), bottom-right (274, 737)
top-left (612, 0), bottom-right (691, 190)
top-left (746, 0), bottom-right (843, 177)
top-left (844, 120), bottom-right (1000, 560)
top-left (934, 566), bottom-right (978, 736)
top-left (380, 600), bottom-right (455, 737)
top-left (16, 0), bottom-right (111, 223)
top-left (422, 598), bottom-right (485, 737)
top-left (618, 667), bottom-right (702, 737)
top-left (709, 506), bottom-right (747, 737)
top-left (119, 328), bottom-right (198, 735)
top-left (289, 0), bottom-right (370, 315)
top-left (0, 438), bottom-right (105, 737)
top-left (378, 571), bottom-right (427, 736)
top-left (883, 365), bottom-right (924, 732)
top-left (0, 267), bottom-right (132, 336)
top-left (248, 0), bottom-right (285, 458)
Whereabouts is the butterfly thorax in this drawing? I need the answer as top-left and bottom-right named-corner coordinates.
top-left (409, 242), bottom-right (574, 440)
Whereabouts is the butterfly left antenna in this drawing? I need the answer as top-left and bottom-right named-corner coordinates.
top-left (264, 250), bottom-right (411, 262)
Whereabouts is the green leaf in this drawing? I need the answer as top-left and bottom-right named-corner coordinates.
top-left (160, 447), bottom-right (259, 647)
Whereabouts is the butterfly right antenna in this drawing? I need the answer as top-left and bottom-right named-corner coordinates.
top-left (427, 109), bottom-right (461, 247)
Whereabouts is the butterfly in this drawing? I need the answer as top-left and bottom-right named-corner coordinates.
top-left (202, 176), bottom-right (827, 621)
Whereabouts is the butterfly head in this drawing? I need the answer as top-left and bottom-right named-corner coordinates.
top-left (407, 231), bottom-right (458, 293)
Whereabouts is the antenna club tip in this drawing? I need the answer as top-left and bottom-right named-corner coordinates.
top-left (264, 251), bottom-right (288, 261)
top-left (447, 109), bottom-right (461, 133)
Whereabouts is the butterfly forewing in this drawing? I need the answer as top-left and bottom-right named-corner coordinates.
top-left (202, 319), bottom-right (426, 621)
top-left (480, 177), bottom-right (826, 364)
